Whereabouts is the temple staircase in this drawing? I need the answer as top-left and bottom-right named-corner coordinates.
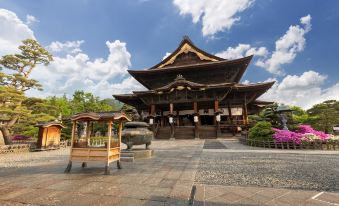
top-left (174, 126), bottom-right (195, 139)
top-left (199, 126), bottom-right (217, 139)
top-left (156, 127), bottom-right (171, 139)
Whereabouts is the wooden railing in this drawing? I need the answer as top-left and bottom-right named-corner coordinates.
top-left (240, 136), bottom-right (339, 150)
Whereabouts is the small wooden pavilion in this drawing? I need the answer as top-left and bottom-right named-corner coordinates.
top-left (36, 121), bottom-right (65, 150)
top-left (64, 112), bottom-right (130, 175)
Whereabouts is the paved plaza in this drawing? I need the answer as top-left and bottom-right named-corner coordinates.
top-left (0, 140), bottom-right (338, 205)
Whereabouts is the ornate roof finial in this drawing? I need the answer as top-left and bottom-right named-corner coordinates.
top-left (183, 35), bottom-right (192, 43)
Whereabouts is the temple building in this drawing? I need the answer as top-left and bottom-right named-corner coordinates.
top-left (114, 36), bottom-right (274, 139)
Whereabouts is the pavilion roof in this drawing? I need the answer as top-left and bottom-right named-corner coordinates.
top-left (35, 121), bottom-right (65, 128)
top-left (70, 112), bottom-right (131, 122)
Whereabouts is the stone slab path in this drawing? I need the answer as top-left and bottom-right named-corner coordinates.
top-left (0, 139), bottom-right (338, 206)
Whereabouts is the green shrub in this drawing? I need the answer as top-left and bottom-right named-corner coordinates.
top-left (249, 121), bottom-right (274, 141)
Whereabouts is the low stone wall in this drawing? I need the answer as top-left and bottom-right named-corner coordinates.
top-left (0, 144), bottom-right (32, 154)
top-left (0, 140), bottom-right (69, 154)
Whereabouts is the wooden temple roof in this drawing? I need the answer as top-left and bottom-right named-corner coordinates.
top-left (128, 36), bottom-right (252, 90)
top-left (150, 36), bottom-right (224, 69)
top-left (129, 56), bottom-right (252, 89)
top-left (113, 78), bottom-right (275, 110)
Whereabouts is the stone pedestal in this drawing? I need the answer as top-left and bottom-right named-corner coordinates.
top-left (120, 149), bottom-right (154, 162)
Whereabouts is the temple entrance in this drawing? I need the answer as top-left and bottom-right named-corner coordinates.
top-left (200, 115), bottom-right (214, 125)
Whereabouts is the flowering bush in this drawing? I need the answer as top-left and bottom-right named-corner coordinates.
top-left (328, 135), bottom-right (339, 142)
top-left (272, 125), bottom-right (331, 144)
top-left (297, 125), bottom-right (329, 140)
top-left (301, 133), bottom-right (322, 142)
top-left (12, 135), bottom-right (32, 141)
top-left (272, 128), bottom-right (303, 144)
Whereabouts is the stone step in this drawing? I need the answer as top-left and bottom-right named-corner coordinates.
top-left (120, 156), bottom-right (134, 162)
top-left (120, 152), bottom-right (134, 157)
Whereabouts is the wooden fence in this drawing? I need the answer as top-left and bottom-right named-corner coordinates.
top-left (240, 136), bottom-right (339, 151)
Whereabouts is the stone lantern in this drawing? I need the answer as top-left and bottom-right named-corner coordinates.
top-left (276, 104), bottom-right (293, 130)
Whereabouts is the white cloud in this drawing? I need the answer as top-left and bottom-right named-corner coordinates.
top-left (0, 9), bottom-right (35, 56)
top-left (261, 70), bottom-right (338, 109)
top-left (0, 9), bottom-right (144, 99)
top-left (26, 14), bottom-right (39, 25)
top-left (162, 52), bottom-right (171, 60)
top-left (173, 0), bottom-right (254, 36)
top-left (28, 40), bottom-right (145, 98)
top-left (256, 15), bottom-right (312, 75)
top-left (48, 40), bottom-right (84, 54)
top-left (215, 43), bottom-right (268, 59)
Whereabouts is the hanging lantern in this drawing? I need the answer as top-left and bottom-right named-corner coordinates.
top-left (194, 115), bottom-right (199, 123)
top-left (169, 116), bottom-right (173, 124)
top-left (216, 114), bottom-right (221, 122)
top-left (149, 118), bottom-right (154, 125)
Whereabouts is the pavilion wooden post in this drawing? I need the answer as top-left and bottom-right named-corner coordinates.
top-left (169, 103), bottom-right (174, 139)
top-left (85, 121), bottom-right (90, 144)
top-left (228, 104), bottom-right (235, 136)
top-left (82, 120), bottom-right (91, 168)
top-left (117, 121), bottom-right (122, 169)
top-left (214, 99), bottom-right (220, 138)
top-left (193, 101), bottom-right (199, 139)
top-left (105, 120), bottom-right (112, 175)
top-left (65, 120), bottom-right (76, 173)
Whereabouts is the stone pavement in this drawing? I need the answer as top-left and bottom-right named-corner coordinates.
top-left (0, 139), bottom-right (338, 206)
top-left (194, 184), bottom-right (339, 206)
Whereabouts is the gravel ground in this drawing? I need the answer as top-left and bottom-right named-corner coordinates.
top-left (0, 148), bottom-right (69, 168)
top-left (195, 152), bottom-right (339, 191)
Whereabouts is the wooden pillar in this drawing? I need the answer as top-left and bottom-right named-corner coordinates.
top-left (118, 121), bottom-right (123, 149)
top-left (160, 110), bottom-right (164, 127)
top-left (243, 103), bottom-right (248, 125)
top-left (71, 121), bottom-right (76, 146)
top-left (150, 104), bottom-right (156, 115)
top-left (193, 101), bottom-right (199, 139)
top-left (169, 103), bottom-right (174, 139)
top-left (65, 120), bottom-right (76, 173)
top-left (105, 120), bottom-right (112, 175)
top-left (86, 120), bottom-right (91, 145)
top-left (214, 99), bottom-right (220, 138)
top-left (228, 104), bottom-right (235, 136)
top-left (176, 110), bottom-right (180, 126)
top-left (170, 103), bottom-right (174, 114)
top-left (117, 121), bottom-right (123, 170)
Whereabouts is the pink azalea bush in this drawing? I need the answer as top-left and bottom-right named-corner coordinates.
top-left (272, 128), bottom-right (303, 144)
top-left (272, 125), bottom-right (330, 144)
top-left (12, 135), bottom-right (32, 141)
top-left (297, 125), bottom-right (329, 140)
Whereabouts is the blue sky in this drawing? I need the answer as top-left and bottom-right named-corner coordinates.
top-left (0, 0), bottom-right (338, 108)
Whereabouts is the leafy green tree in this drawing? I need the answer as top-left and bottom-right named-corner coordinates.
top-left (0, 39), bottom-right (53, 144)
top-left (248, 121), bottom-right (274, 141)
top-left (70, 90), bottom-right (113, 113)
top-left (291, 106), bottom-right (310, 124)
top-left (13, 97), bottom-right (57, 138)
top-left (259, 103), bottom-right (281, 128)
top-left (307, 100), bottom-right (339, 133)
